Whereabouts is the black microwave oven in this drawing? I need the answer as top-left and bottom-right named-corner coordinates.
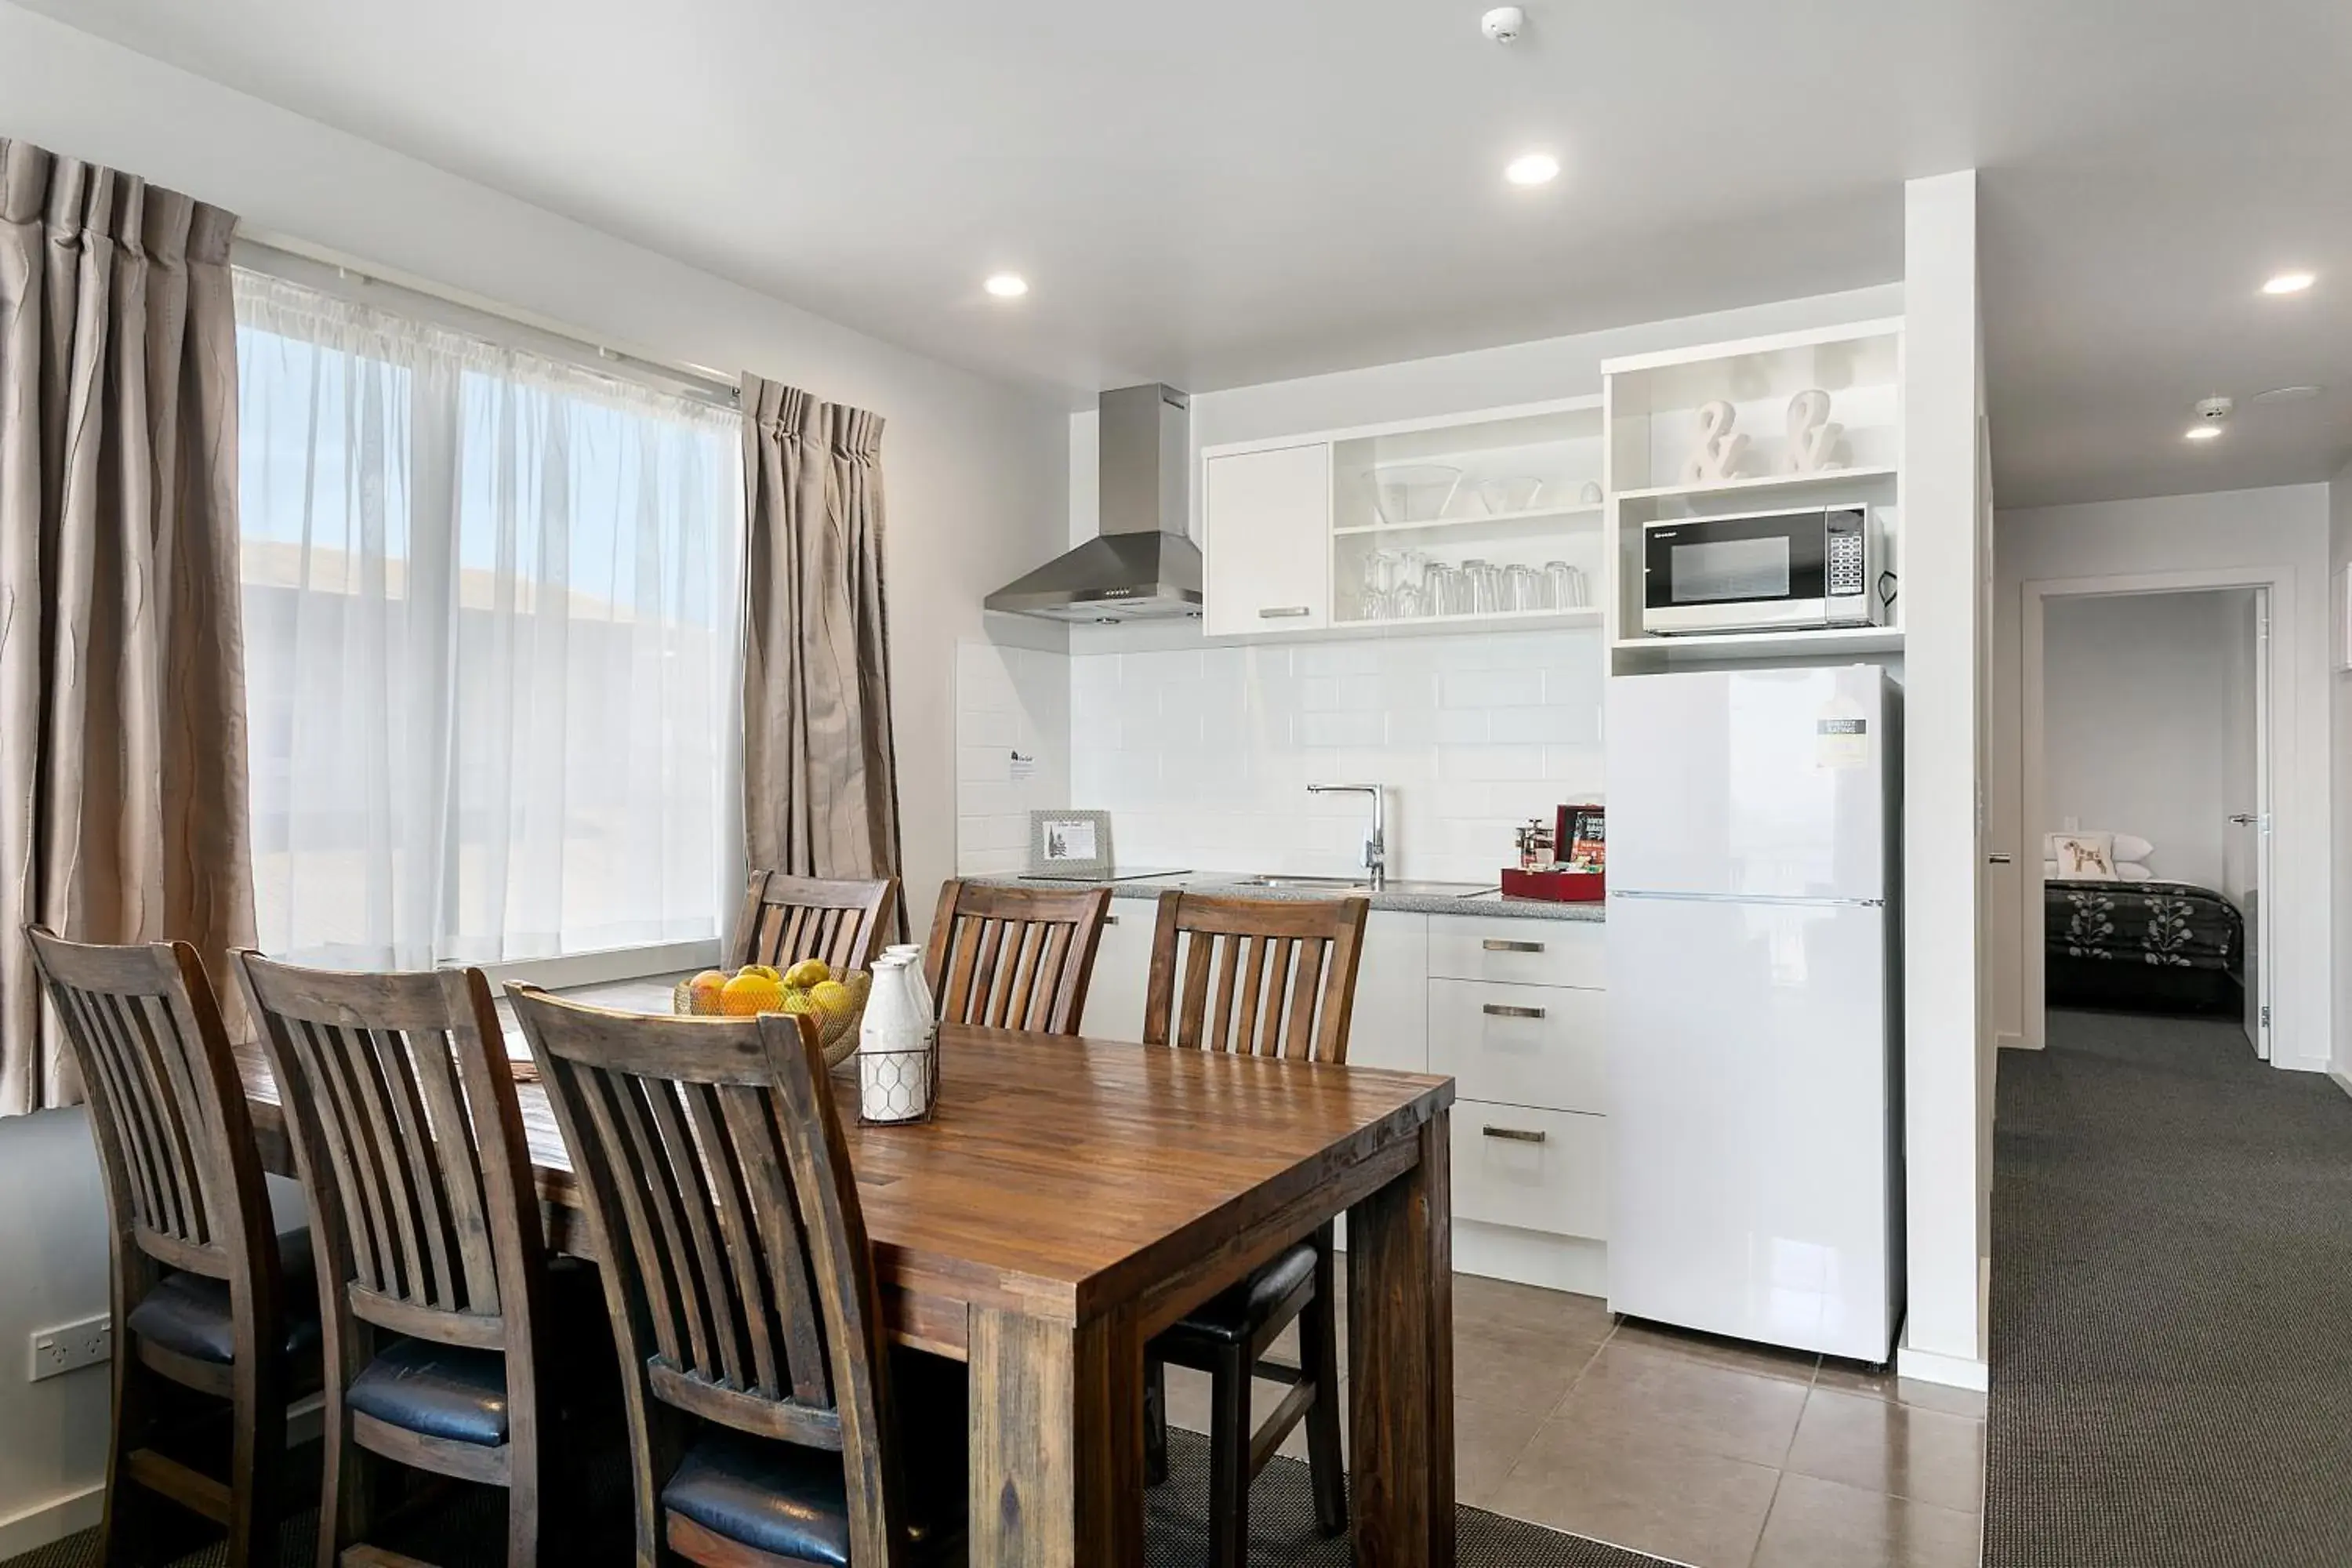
top-left (1640, 506), bottom-right (1882, 635)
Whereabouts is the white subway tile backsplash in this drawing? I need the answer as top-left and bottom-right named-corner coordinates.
top-left (1063, 626), bottom-right (1605, 884)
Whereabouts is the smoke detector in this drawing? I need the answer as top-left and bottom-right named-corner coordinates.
top-left (2193, 396), bottom-right (2234, 423)
top-left (1482, 6), bottom-right (1527, 42)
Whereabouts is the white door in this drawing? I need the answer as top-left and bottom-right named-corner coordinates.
top-left (2224, 588), bottom-right (2274, 1057)
top-left (1606, 667), bottom-right (1887, 901)
top-left (1606, 895), bottom-right (1896, 1361)
top-left (1200, 444), bottom-right (1331, 637)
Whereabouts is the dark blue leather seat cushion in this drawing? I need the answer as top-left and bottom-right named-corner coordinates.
top-left (1160, 1241), bottom-right (1318, 1346)
top-left (661, 1428), bottom-right (852, 1566)
top-left (125, 1224), bottom-right (322, 1369)
top-left (346, 1338), bottom-right (509, 1447)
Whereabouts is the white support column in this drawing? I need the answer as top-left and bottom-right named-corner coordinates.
top-left (1899, 169), bottom-right (1990, 1387)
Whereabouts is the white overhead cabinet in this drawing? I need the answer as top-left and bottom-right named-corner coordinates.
top-left (1196, 397), bottom-right (1605, 638)
top-left (1200, 442), bottom-right (1332, 637)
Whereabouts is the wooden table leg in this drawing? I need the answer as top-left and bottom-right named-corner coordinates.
top-left (1348, 1107), bottom-right (1455, 1566)
top-left (967, 1302), bottom-right (1144, 1566)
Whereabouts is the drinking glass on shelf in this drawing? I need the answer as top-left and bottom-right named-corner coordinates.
top-left (1422, 563), bottom-right (1461, 617)
top-left (1465, 559), bottom-right (1503, 616)
top-left (1505, 564), bottom-right (1544, 612)
top-left (1544, 560), bottom-right (1587, 608)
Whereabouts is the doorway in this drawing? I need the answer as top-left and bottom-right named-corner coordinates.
top-left (2021, 575), bottom-right (2276, 1059)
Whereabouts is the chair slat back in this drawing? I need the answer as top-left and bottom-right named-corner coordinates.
top-left (510, 991), bottom-right (898, 1481)
top-left (234, 956), bottom-right (541, 1346)
top-left (923, 880), bottom-right (1112, 1036)
top-left (1142, 892), bottom-right (1370, 1063)
top-left (731, 872), bottom-right (898, 977)
top-left (27, 928), bottom-right (271, 1279)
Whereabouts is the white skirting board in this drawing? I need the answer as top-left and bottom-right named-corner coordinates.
top-left (1336, 1217), bottom-right (1608, 1299)
top-left (1895, 1342), bottom-right (1991, 1391)
top-left (0, 1393), bottom-right (329, 1558)
top-left (0, 1485), bottom-right (102, 1559)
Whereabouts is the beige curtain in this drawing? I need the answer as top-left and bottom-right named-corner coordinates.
top-left (739, 375), bottom-right (903, 908)
top-left (0, 141), bottom-right (256, 1116)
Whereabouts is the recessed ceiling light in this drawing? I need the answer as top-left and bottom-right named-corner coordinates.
top-left (1504, 152), bottom-right (1560, 187)
top-left (2252, 384), bottom-right (2323, 403)
top-left (2183, 425), bottom-right (2224, 441)
top-left (984, 272), bottom-right (1029, 299)
top-left (2262, 271), bottom-right (2315, 296)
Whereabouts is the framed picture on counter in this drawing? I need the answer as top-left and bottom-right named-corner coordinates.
top-left (1027, 810), bottom-right (1114, 877)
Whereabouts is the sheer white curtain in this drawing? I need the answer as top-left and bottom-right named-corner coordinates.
top-left (235, 270), bottom-right (742, 968)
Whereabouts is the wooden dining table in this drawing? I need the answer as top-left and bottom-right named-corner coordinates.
top-left (236, 1020), bottom-right (1458, 1566)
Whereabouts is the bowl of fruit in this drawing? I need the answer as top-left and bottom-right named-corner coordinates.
top-left (674, 959), bottom-right (873, 1066)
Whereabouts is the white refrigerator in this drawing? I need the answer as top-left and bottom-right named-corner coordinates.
top-left (1604, 665), bottom-right (1901, 1363)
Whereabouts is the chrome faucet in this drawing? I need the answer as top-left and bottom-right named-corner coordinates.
top-left (1307, 783), bottom-right (1386, 889)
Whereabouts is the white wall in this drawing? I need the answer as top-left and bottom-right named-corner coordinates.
top-left (0, 1112), bottom-right (111, 1555)
top-left (1991, 485), bottom-right (2334, 1071)
top-left (2330, 458), bottom-right (2352, 1083)
top-left (1898, 169), bottom-right (1990, 1384)
top-left (1069, 629), bottom-right (1602, 884)
top-left (0, 3), bottom-right (1072, 1541)
top-left (2041, 590), bottom-right (2247, 888)
top-left (954, 642), bottom-right (1073, 877)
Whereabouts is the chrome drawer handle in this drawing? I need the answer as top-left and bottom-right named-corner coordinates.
top-left (1483, 1004), bottom-right (1545, 1019)
top-left (1483, 1125), bottom-right (1548, 1144)
top-left (1258, 605), bottom-right (1312, 619)
top-left (1103, 914), bottom-right (1119, 925)
top-left (1482, 938), bottom-right (1544, 953)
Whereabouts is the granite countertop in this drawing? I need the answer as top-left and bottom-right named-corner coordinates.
top-left (967, 870), bottom-right (1605, 922)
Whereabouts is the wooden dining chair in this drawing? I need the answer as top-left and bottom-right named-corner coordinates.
top-left (1138, 891), bottom-right (1370, 1566)
top-left (508, 989), bottom-right (963, 1568)
top-left (234, 953), bottom-right (611, 1568)
top-left (921, 880), bottom-right (1113, 1035)
top-left (27, 927), bottom-right (319, 1568)
top-left (731, 870), bottom-right (900, 976)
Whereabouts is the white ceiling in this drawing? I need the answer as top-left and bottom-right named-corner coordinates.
top-left (20, 0), bottom-right (2352, 506)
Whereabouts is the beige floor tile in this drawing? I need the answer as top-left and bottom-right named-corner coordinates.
top-left (1453, 1397), bottom-right (1552, 1510)
top-left (1751, 1472), bottom-right (1984, 1568)
top-left (1549, 1341), bottom-right (1809, 1468)
top-left (1452, 1319), bottom-right (1604, 1414)
top-left (1452, 1274), bottom-right (1617, 1342)
top-left (1487, 1417), bottom-right (1781, 1568)
top-left (1784, 1387), bottom-right (1985, 1513)
top-left (1813, 1359), bottom-right (1991, 1418)
top-left (1608, 1318), bottom-right (1821, 1384)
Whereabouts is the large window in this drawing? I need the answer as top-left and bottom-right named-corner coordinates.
top-left (235, 268), bottom-right (742, 970)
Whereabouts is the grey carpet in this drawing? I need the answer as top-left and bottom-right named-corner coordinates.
top-left (1989, 1007), bottom-right (2352, 1566)
top-left (5, 1427), bottom-right (1678, 1568)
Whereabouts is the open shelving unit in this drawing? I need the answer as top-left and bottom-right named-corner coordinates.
top-left (1601, 319), bottom-right (1905, 673)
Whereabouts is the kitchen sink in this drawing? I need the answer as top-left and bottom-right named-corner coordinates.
top-left (1229, 874), bottom-right (1369, 889)
top-left (1223, 874), bottom-right (1497, 898)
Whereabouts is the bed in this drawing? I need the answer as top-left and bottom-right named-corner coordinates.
top-left (2044, 878), bottom-right (2245, 1015)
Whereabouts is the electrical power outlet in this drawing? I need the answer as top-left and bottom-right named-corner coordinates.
top-left (29, 1315), bottom-right (111, 1381)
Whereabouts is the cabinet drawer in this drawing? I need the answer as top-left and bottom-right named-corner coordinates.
top-left (1428, 916), bottom-right (1603, 989)
top-left (1428, 979), bottom-right (1606, 1114)
top-left (1450, 1101), bottom-right (1607, 1240)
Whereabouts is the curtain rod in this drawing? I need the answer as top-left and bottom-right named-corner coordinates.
top-left (234, 229), bottom-right (742, 408)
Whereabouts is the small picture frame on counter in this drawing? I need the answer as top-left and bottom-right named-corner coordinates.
top-left (1027, 809), bottom-right (1115, 877)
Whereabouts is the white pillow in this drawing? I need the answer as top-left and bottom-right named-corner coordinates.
top-left (2049, 832), bottom-right (2118, 880)
top-left (2045, 831), bottom-right (2154, 865)
top-left (2045, 858), bottom-right (2151, 881)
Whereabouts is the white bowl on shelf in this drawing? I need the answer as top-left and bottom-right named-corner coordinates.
top-left (1472, 476), bottom-right (1546, 516)
top-left (1369, 463), bottom-right (1463, 525)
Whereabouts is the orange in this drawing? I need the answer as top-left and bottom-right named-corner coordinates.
top-left (719, 971), bottom-right (785, 1016)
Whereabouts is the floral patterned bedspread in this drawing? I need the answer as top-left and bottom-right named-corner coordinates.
top-left (2046, 880), bottom-right (2242, 973)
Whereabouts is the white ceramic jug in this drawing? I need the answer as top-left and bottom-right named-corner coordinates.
top-left (858, 954), bottom-right (933, 1123)
top-left (880, 943), bottom-right (937, 1025)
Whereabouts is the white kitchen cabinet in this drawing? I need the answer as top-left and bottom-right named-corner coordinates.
top-left (1451, 1104), bottom-right (1609, 1239)
top-left (1428, 915), bottom-right (1605, 989)
top-left (1428, 978), bottom-right (1606, 1114)
top-left (1200, 442), bottom-right (1331, 636)
top-left (1077, 902), bottom-right (1156, 1041)
top-left (1343, 912), bottom-right (1426, 1072)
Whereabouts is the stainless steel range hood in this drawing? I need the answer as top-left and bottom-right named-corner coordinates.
top-left (985, 383), bottom-right (1203, 622)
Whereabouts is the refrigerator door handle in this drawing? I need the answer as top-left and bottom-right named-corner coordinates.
top-left (1610, 890), bottom-right (1886, 908)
